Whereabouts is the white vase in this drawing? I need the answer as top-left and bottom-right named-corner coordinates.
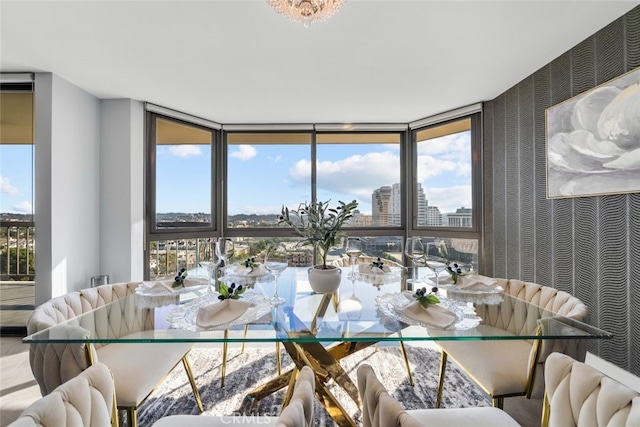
top-left (307, 265), bottom-right (341, 294)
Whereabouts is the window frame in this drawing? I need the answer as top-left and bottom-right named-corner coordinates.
top-left (144, 109), bottom-right (483, 278)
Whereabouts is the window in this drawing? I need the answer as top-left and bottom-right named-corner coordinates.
top-left (226, 132), bottom-right (311, 228)
top-left (316, 133), bottom-right (402, 228)
top-left (148, 114), bottom-right (215, 231)
top-left (413, 116), bottom-right (478, 229)
top-left (144, 108), bottom-right (483, 279)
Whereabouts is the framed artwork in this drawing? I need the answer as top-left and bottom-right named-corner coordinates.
top-left (545, 66), bottom-right (640, 199)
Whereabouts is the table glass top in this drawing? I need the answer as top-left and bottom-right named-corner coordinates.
top-left (23, 267), bottom-right (612, 344)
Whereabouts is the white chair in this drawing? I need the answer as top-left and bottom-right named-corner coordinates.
top-left (152, 365), bottom-right (316, 427)
top-left (357, 363), bottom-right (520, 427)
top-left (436, 279), bottom-right (588, 409)
top-left (27, 282), bottom-right (203, 427)
top-left (542, 352), bottom-right (640, 427)
top-left (8, 363), bottom-right (117, 427)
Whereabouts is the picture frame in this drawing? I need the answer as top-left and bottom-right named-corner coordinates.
top-left (545, 66), bottom-right (640, 199)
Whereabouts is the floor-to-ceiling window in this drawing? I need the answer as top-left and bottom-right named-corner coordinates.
top-left (145, 108), bottom-right (482, 279)
top-left (0, 75), bottom-right (35, 332)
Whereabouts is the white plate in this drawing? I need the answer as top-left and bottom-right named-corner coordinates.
top-left (135, 281), bottom-right (209, 297)
top-left (167, 291), bottom-right (272, 331)
top-left (356, 266), bottom-right (402, 285)
top-left (439, 283), bottom-right (504, 305)
top-left (376, 292), bottom-right (480, 330)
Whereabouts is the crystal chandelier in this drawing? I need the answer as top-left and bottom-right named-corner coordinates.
top-left (267, 0), bottom-right (345, 27)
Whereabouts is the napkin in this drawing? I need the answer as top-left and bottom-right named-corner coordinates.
top-left (359, 263), bottom-right (391, 274)
top-left (401, 301), bottom-right (457, 329)
top-left (455, 274), bottom-right (497, 290)
top-left (230, 263), bottom-right (268, 276)
top-left (196, 299), bottom-right (252, 328)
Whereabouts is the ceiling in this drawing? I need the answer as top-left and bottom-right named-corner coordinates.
top-left (1, 0), bottom-right (638, 125)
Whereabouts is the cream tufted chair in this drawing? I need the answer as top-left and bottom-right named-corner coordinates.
top-left (152, 365), bottom-right (316, 427)
top-left (543, 352), bottom-right (640, 427)
top-left (436, 279), bottom-right (588, 409)
top-left (8, 363), bottom-right (117, 427)
top-left (27, 282), bottom-right (203, 427)
top-left (357, 363), bottom-right (520, 427)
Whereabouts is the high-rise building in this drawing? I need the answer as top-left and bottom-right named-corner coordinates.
top-left (426, 205), bottom-right (442, 226)
top-left (447, 207), bottom-right (472, 227)
top-left (372, 186), bottom-right (392, 226)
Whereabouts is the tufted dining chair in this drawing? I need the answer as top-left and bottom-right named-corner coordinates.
top-left (357, 363), bottom-right (520, 427)
top-left (152, 365), bottom-right (316, 427)
top-left (542, 352), bottom-right (640, 426)
top-left (26, 282), bottom-right (203, 427)
top-left (8, 363), bottom-right (117, 427)
top-left (436, 279), bottom-right (588, 409)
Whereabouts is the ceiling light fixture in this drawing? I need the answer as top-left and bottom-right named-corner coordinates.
top-left (267, 0), bottom-right (345, 27)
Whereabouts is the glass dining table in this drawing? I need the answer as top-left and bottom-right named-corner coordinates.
top-left (23, 267), bottom-right (612, 427)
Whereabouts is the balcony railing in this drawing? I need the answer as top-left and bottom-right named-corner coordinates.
top-left (1, 220), bottom-right (35, 282)
top-left (0, 220), bottom-right (35, 330)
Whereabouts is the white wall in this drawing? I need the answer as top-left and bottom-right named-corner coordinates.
top-left (34, 73), bottom-right (101, 304)
top-left (99, 99), bottom-right (144, 283)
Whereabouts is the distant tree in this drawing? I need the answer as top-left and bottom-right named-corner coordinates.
top-left (0, 247), bottom-right (35, 281)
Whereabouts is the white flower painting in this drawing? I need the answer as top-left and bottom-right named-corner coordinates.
top-left (546, 66), bottom-right (640, 198)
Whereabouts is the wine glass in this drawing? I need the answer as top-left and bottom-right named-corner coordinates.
top-left (344, 237), bottom-right (363, 278)
top-left (424, 241), bottom-right (449, 289)
top-left (405, 237), bottom-right (426, 288)
top-left (215, 238), bottom-right (235, 277)
top-left (338, 275), bottom-right (362, 319)
top-left (264, 243), bottom-right (288, 306)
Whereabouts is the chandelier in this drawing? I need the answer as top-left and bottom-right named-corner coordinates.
top-left (267, 0), bottom-right (345, 27)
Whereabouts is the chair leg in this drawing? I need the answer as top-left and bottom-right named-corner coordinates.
top-left (435, 350), bottom-right (448, 408)
top-left (241, 324), bottom-right (248, 354)
top-left (398, 341), bottom-right (414, 387)
top-left (182, 355), bottom-right (204, 412)
top-left (221, 329), bottom-right (229, 388)
top-left (276, 341), bottom-right (282, 376)
top-left (492, 397), bottom-right (504, 409)
top-left (126, 408), bottom-right (137, 427)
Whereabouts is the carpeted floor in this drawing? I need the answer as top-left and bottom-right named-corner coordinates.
top-left (138, 345), bottom-right (491, 426)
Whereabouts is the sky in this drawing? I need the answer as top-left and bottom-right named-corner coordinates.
top-left (0, 132), bottom-right (472, 216)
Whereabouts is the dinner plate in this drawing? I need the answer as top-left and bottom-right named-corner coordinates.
top-left (356, 266), bottom-right (402, 285)
top-left (167, 291), bottom-right (272, 331)
top-left (135, 280), bottom-right (209, 297)
top-left (376, 292), bottom-right (480, 330)
top-left (439, 283), bottom-right (504, 305)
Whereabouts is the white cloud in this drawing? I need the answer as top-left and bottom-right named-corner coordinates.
top-left (0, 176), bottom-right (19, 195)
top-left (425, 185), bottom-right (472, 214)
top-left (230, 145), bottom-right (257, 160)
top-left (289, 151), bottom-right (401, 200)
top-left (13, 201), bottom-right (33, 213)
top-left (169, 145), bottom-right (202, 158)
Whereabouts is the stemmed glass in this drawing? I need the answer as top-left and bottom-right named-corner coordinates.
top-left (405, 237), bottom-right (426, 287)
top-left (215, 238), bottom-right (235, 278)
top-left (344, 237), bottom-right (363, 278)
top-left (264, 243), bottom-right (288, 306)
top-left (424, 240), bottom-right (449, 289)
top-left (338, 275), bottom-right (363, 319)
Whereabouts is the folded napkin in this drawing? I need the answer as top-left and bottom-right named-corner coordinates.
top-left (196, 299), bottom-right (252, 328)
top-left (359, 263), bottom-right (391, 274)
top-left (401, 301), bottom-right (457, 329)
top-left (455, 274), bottom-right (497, 290)
top-left (229, 263), bottom-right (268, 276)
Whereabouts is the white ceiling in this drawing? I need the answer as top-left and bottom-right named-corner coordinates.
top-left (1, 0), bottom-right (638, 124)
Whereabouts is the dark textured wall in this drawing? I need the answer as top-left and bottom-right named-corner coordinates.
top-left (483, 6), bottom-right (640, 375)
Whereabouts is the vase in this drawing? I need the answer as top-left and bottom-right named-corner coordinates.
top-left (307, 265), bottom-right (341, 294)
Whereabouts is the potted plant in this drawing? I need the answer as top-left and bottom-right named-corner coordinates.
top-left (279, 199), bottom-right (359, 293)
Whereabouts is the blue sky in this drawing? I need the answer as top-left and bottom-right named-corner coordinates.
top-left (0, 145), bottom-right (34, 214)
top-left (1, 132), bottom-right (472, 216)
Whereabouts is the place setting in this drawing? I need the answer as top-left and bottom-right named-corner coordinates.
top-left (135, 268), bottom-right (210, 297)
